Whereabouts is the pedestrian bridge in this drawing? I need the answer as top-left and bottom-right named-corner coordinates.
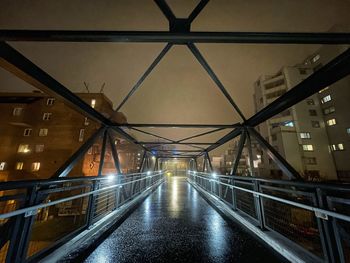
top-left (0, 170), bottom-right (349, 263)
top-left (1, 0), bottom-right (350, 262)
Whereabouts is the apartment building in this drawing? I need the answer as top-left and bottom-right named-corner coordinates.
top-left (253, 45), bottom-right (350, 181)
top-left (0, 92), bottom-right (141, 182)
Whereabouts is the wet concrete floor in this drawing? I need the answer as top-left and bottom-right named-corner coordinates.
top-left (82, 177), bottom-right (287, 263)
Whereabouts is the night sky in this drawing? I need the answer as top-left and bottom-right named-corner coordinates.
top-left (1, 0), bottom-right (350, 153)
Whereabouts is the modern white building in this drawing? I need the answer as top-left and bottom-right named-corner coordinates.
top-left (253, 45), bottom-right (350, 181)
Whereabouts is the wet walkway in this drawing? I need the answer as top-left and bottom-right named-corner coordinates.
top-left (82, 177), bottom-right (286, 263)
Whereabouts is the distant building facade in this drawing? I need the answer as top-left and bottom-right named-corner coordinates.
top-left (253, 45), bottom-right (350, 181)
top-left (0, 92), bottom-right (142, 182)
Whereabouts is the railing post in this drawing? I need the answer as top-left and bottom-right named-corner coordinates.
top-left (316, 188), bottom-right (339, 263)
top-left (253, 180), bottom-right (265, 230)
top-left (86, 180), bottom-right (98, 227)
top-left (6, 184), bottom-right (38, 262)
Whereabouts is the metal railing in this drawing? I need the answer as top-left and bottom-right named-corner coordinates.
top-left (0, 171), bottom-right (165, 263)
top-left (187, 170), bottom-right (350, 263)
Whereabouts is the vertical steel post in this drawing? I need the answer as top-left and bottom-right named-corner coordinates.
top-left (245, 128), bottom-right (255, 177)
top-left (231, 130), bottom-right (246, 175)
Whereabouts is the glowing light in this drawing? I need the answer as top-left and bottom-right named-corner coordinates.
top-left (212, 172), bottom-right (217, 178)
top-left (147, 171), bottom-right (151, 175)
top-left (152, 156), bottom-right (156, 160)
top-left (107, 174), bottom-right (116, 182)
top-left (166, 172), bottom-right (172, 176)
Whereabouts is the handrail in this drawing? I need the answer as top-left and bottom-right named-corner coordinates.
top-left (188, 171), bottom-right (350, 223)
top-left (0, 170), bottom-right (164, 190)
top-left (0, 171), bottom-right (165, 220)
top-left (190, 171), bottom-right (350, 191)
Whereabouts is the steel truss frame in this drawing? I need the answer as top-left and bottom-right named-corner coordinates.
top-left (0, 0), bottom-right (350, 182)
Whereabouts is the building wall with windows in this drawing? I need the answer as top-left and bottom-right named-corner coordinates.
top-left (0, 92), bottom-right (131, 182)
top-left (307, 45), bottom-right (350, 181)
top-left (253, 45), bottom-right (350, 181)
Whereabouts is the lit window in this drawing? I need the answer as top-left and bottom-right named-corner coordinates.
top-left (312, 54), bottom-right (320, 63)
top-left (326, 119), bottom-right (336, 126)
top-left (16, 162), bottom-right (24, 170)
top-left (32, 162), bottom-right (40, 171)
top-left (39, 128), bottom-right (48, 136)
top-left (300, 132), bottom-right (311, 139)
top-left (321, 95), bottom-right (331, 104)
top-left (0, 162), bottom-right (6, 170)
top-left (91, 99), bottom-right (96, 108)
top-left (18, 144), bottom-right (30, 153)
top-left (79, 129), bottom-right (85, 142)
top-left (306, 99), bottom-right (315, 105)
top-left (323, 106), bottom-right (335, 115)
top-left (303, 145), bottom-right (314, 151)
top-left (347, 128), bottom-right (350, 134)
top-left (330, 144), bottom-right (345, 151)
top-left (283, 121), bottom-right (294, 127)
top-left (13, 107), bottom-right (23, 116)
top-left (23, 128), bottom-right (32, 136)
top-left (42, 113), bottom-right (52, 121)
top-left (84, 117), bottom-right (89, 126)
top-left (35, 144), bottom-right (44, 153)
top-left (319, 87), bottom-right (329, 93)
top-left (311, 121), bottom-right (320, 128)
top-left (47, 98), bottom-right (55, 106)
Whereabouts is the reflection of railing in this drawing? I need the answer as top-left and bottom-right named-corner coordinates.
top-left (0, 171), bottom-right (165, 262)
top-left (187, 171), bottom-right (350, 263)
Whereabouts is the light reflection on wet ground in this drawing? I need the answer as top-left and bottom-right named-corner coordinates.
top-left (82, 177), bottom-right (286, 263)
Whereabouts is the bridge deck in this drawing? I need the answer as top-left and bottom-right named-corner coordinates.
top-left (79, 177), bottom-right (286, 263)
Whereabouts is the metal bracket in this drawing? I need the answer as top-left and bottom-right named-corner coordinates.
top-left (315, 210), bottom-right (328, 220)
top-left (24, 209), bottom-right (38, 217)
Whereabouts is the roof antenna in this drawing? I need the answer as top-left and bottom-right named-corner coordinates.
top-left (99, 83), bottom-right (105, 93)
top-left (83, 82), bottom-right (90, 93)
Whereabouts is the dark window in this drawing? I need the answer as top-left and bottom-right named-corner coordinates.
top-left (311, 121), bottom-right (320, 128)
top-left (323, 106), bottom-right (335, 115)
top-left (299, 68), bottom-right (307, 75)
top-left (303, 157), bottom-right (317, 165)
top-left (306, 99), bottom-right (315, 105)
top-left (309, 109), bottom-right (317, 116)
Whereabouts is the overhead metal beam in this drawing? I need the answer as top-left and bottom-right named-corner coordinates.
top-left (120, 123), bottom-right (239, 128)
top-left (158, 156), bottom-right (193, 159)
top-left (1, 30), bottom-right (350, 44)
top-left (187, 43), bottom-right (246, 121)
top-left (248, 128), bottom-right (301, 180)
top-left (246, 48), bottom-right (350, 127)
top-left (52, 127), bottom-right (105, 178)
top-left (115, 43), bottom-right (172, 111)
top-left (205, 128), bottom-right (242, 152)
top-left (130, 127), bottom-right (175, 142)
top-left (155, 149), bottom-right (203, 152)
top-left (188, 0), bottom-right (210, 23)
top-left (139, 142), bottom-right (218, 145)
top-left (154, 0), bottom-right (176, 22)
top-left (176, 127), bottom-right (226, 142)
